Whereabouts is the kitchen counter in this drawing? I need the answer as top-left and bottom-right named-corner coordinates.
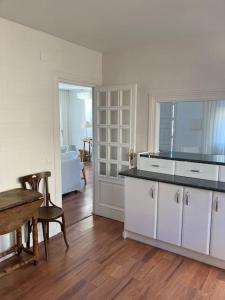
top-left (119, 168), bottom-right (225, 193)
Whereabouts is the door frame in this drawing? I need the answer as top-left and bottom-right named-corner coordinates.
top-left (53, 73), bottom-right (97, 214)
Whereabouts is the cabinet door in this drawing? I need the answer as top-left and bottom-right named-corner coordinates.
top-left (210, 192), bottom-right (225, 260)
top-left (157, 183), bottom-right (183, 246)
top-left (125, 177), bottom-right (158, 238)
top-left (182, 187), bottom-right (212, 254)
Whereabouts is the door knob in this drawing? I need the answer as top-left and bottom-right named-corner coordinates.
top-left (176, 191), bottom-right (180, 203)
top-left (185, 192), bottom-right (189, 206)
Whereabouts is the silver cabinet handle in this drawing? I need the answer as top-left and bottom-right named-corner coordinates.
top-left (215, 197), bottom-right (219, 212)
top-left (190, 169), bottom-right (200, 173)
top-left (185, 192), bottom-right (189, 206)
top-left (176, 191), bottom-right (180, 203)
top-left (149, 187), bottom-right (154, 199)
top-left (151, 164), bottom-right (159, 168)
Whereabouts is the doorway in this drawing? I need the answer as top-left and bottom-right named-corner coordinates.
top-left (58, 82), bottom-right (93, 227)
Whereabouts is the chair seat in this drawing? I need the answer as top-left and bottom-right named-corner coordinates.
top-left (39, 206), bottom-right (63, 221)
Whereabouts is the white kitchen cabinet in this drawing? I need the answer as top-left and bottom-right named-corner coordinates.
top-left (125, 177), bottom-right (158, 238)
top-left (157, 183), bottom-right (183, 246)
top-left (182, 187), bottom-right (212, 254)
top-left (210, 192), bottom-right (225, 260)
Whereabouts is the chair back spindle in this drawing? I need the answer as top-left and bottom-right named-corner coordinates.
top-left (19, 172), bottom-right (51, 207)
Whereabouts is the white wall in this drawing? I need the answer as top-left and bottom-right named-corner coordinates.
top-left (103, 34), bottom-right (225, 151)
top-left (0, 17), bottom-right (102, 252)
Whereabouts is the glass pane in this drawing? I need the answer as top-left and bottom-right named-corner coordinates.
top-left (121, 128), bottom-right (130, 144)
top-left (159, 102), bottom-right (173, 152)
top-left (174, 101), bottom-right (202, 153)
top-left (121, 110), bottom-right (130, 126)
top-left (98, 127), bottom-right (107, 142)
top-left (109, 163), bottom-right (118, 177)
top-left (121, 147), bottom-right (129, 161)
top-left (109, 128), bottom-right (118, 143)
top-left (99, 145), bottom-right (107, 159)
top-left (99, 91), bottom-right (107, 107)
top-left (99, 162), bottom-right (107, 176)
top-left (120, 165), bottom-right (129, 172)
top-left (110, 110), bottom-right (118, 125)
top-left (110, 91), bottom-right (119, 106)
top-left (98, 110), bottom-right (107, 125)
top-left (110, 146), bottom-right (118, 160)
top-left (122, 90), bottom-right (131, 106)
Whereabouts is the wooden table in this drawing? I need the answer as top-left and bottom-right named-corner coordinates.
top-left (0, 188), bottom-right (43, 278)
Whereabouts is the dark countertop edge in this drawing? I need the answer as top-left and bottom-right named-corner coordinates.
top-left (119, 168), bottom-right (225, 193)
top-left (140, 153), bottom-right (225, 166)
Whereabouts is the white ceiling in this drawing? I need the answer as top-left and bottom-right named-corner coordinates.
top-left (0, 0), bottom-right (225, 53)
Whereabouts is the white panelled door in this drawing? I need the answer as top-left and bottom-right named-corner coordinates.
top-left (94, 85), bottom-right (137, 221)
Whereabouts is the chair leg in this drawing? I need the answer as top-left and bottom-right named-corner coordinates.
top-left (46, 221), bottom-right (49, 241)
top-left (62, 214), bottom-right (69, 248)
top-left (41, 221), bottom-right (48, 261)
top-left (26, 221), bottom-right (31, 249)
top-left (82, 167), bottom-right (87, 185)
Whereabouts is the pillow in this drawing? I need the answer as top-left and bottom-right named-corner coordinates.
top-left (68, 145), bottom-right (77, 152)
top-left (61, 151), bottom-right (78, 161)
top-left (61, 145), bottom-right (68, 153)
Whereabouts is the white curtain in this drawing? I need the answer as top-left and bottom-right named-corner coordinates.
top-left (202, 100), bottom-right (225, 155)
top-left (59, 90), bottom-right (70, 146)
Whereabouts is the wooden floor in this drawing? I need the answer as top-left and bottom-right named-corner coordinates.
top-left (63, 162), bottom-right (93, 227)
top-left (1, 216), bottom-right (225, 300)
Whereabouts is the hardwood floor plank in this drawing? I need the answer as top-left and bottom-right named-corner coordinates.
top-left (62, 162), bottom-right (93, 227)
top-left (1, 215), bottom-right (225, 299)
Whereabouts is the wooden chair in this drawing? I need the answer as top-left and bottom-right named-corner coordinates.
top-left (19, 171), bottom-right (69, 260)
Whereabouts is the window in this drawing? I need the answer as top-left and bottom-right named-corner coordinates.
top-left (158, 99), bottom-right (225, 155)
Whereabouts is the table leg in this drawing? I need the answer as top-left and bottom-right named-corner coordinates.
top-left (32, 217), bottom-right (39, 265)
top-left (88, 141), bottom-right (91, 161)
top-left (16, 227), bottom-right (22, 255)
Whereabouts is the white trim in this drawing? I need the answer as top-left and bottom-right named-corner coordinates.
top-left (53, 72), bottom-right (97, 212)
top-left (95, 84), bottom-right (137, 92)
top-left (124, 230), bottom-right (225, 270)
top-left (98, 203), bottom-right (124, 212)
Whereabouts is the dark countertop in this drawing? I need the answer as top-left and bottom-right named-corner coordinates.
top-left (119, 168), bottom-right (225, 193)
top-left (140, 151), bottom-right (225, 166)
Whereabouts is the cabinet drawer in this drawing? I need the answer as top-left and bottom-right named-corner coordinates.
top-left (175, 161), bottom-right (218, 181)
top-left (138, 157), bottom-right (175, 175)
top-left (219, 166), bottom-right (225, 182)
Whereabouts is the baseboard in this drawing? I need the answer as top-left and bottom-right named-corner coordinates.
top-left (123, 230), bottom-right (225, 270)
